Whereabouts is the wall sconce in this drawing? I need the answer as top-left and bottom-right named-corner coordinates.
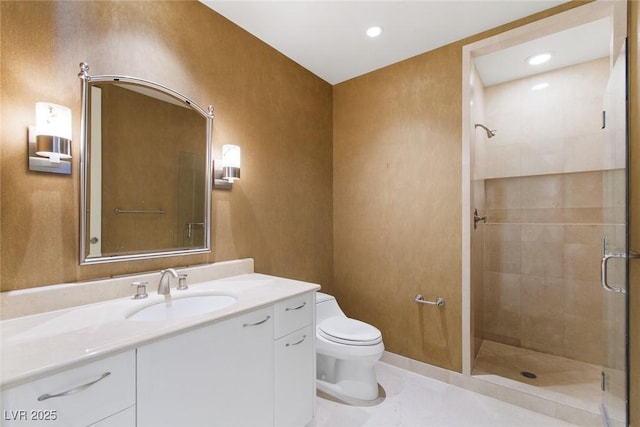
top-left (28, 102), bottom-right (72, 174)
top-left (214, 144), bottom-right (241, 190)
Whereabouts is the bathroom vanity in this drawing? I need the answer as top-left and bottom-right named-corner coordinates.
top-left (0, 260), bottom-right (318, 426)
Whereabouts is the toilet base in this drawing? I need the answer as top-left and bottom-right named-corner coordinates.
top-left (316, 354), bottom-right (380, 401)
top-left (317, 379), bottom-right (385, 407)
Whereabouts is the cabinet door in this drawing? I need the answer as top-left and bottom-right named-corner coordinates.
top-left (88, 405), bottom-right (135, 427)
top-left (275, 325), bottom-right (314, 427)
top-left (1, 351), bottom-right (135, 427)
top-left (137, 306), bottom-right (274, 427)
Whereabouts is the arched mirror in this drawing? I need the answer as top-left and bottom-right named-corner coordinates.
top-left (78, 63), bottom-right (214, 264)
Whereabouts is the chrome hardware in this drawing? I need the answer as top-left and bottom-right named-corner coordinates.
top-left (415, 294), bottom-right (445, 307)
top-left (158, 268), bottom-right (179, 295)
top-left (601, 252), bottom-right (627, 293)
top-left (285, 301), bottom-right (307, 311)
top-left (37, 372), bottom-right (111, 401)
top-left (286, 335), bottom-right (307, 347)
top-left (242, 315), bottom-right (271, 327)
top-left (473, 208), bottom-right (487, 230)
top-left (177, 273), bottom-right (188, 290)
top-left (475, 123), bottom-right (496, 139)
top-left (186, 222), bottom-right (204, 239)
top-left (600, 239), bottom-right (639, 293)
top-left (90, 237), bottom-right (99, 244)
top-left (131, 281), bottom-right (148, 299)
top-left (114, 208), bottom-right (164, 215)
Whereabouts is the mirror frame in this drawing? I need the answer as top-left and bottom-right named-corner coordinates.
top-left (78, 62), bottom-right (214, 265)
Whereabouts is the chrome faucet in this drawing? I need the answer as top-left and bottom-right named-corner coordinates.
top-left (157, 268), bottom-right (179, 295)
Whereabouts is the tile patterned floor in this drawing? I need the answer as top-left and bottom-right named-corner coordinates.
top-left (316, 361), bottom-right (575, 427)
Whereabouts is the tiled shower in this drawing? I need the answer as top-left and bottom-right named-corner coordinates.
top-left (470, 49), bottom-right (626, 406)
top-left (483, 170), bottom-right (623, 365)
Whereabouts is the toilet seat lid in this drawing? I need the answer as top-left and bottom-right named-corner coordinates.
top-left (318, 317), bottom-right (382, 346)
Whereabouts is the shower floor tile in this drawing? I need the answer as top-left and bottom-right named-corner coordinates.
top-left (316, 361), bottom-right (575, 426)
top-left (472, 340), bottom-right (602, 412)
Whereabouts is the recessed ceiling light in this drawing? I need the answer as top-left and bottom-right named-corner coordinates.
top-left (527, 53), bottom-right (552, 66)
top-left (531, 82), bottom-right (549, 91)
top-left (366, 26), bottom-right (383, 38)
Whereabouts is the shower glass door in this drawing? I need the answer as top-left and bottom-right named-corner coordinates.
top-left (600, 33), bottom-right (628, 427)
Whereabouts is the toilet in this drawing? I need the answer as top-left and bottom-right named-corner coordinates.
top-left (315, 292), bottom-right (384, 402)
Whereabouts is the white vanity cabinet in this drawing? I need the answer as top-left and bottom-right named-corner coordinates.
top-left (136, 292), bottom-right (316, 427)
top-left (0, 270), bottom-right (320, 427)
top-left (274, 292), bottom-right (315, 427)
top-left (1, 350), bottom-right (135, 427)
top-left (136, 306), bottom-right (275, 427)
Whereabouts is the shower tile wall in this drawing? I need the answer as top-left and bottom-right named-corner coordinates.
top-left (479, 57), bottom-right (624, 367)
top-left (470, 64), bottom-right (487, 359)
top-left (483, 171), bottom-right (624, 366)
top-left (479, 57), bottom-right (611, 179)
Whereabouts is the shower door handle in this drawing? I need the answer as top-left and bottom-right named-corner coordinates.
top-left (600, 250), bottom-right (639, 294)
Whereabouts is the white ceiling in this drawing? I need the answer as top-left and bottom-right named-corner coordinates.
top-left (474, 17), bottom-right (611, 86)
top-left (201, 0), bottom-right (572, 85)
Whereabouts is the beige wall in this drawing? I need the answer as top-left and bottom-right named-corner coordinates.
top-left (0, 1), bottom-right (333, 290)
top-left (332, 1), bottom-right (597, 373)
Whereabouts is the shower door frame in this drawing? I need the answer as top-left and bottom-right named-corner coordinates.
top-left (461, 1), bottom-right (629, 423)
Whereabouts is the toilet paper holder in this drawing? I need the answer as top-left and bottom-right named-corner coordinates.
top-left (415, 294), bottom-right (445, 307)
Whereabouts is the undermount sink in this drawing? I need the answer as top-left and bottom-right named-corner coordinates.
top-left (127, 294), bottom-right (237, 321)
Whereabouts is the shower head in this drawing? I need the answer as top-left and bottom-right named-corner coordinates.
top-left (475, 123), bottom-right (496, 139)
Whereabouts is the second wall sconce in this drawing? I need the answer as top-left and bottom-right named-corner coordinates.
top-left (28, 102), bottom-right (72, 174)
top-left (214, 144), bottom-right (241, 190)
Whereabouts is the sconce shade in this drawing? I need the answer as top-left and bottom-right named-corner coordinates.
top-left (221, 144), bottom-right (240, 182)
top-left (35, 102), bottom-right (72, 159)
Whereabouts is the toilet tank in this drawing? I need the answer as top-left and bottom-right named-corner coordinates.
top-left (316, 292), bottom-right (346, 322)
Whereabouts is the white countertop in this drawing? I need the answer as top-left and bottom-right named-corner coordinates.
top-left (0, 273), bottom-right (320, 389)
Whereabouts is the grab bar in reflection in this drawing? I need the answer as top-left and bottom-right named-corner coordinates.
top-left (415, 294), bottom-right (445, 307)
top-left (114, 208), bottom-right (164, 215)
top-left (186, 222), bottom-right (204, 238)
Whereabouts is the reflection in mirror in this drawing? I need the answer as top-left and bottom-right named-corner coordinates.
top-left (79, 63), bottom-right (214, 264)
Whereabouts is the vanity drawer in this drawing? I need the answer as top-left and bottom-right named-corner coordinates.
top-left (274, 292), bottom-right (314, 338)
top-left (1, 350), bottom-right (135, 426)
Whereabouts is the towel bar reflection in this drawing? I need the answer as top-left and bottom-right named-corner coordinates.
top-left (114, 208), bottom-right (164, 215)
top-left (415, 294), bottom-right (445, 307)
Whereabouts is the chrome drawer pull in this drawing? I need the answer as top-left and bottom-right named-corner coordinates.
top-left (243, 315), bottom-right (271, 327)
top-left (37, 372), bottom-right (111, 401)
top-left (285, 301), bottom-right (306, 311)
top-left (286, 335), bottom-right (307, 347)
